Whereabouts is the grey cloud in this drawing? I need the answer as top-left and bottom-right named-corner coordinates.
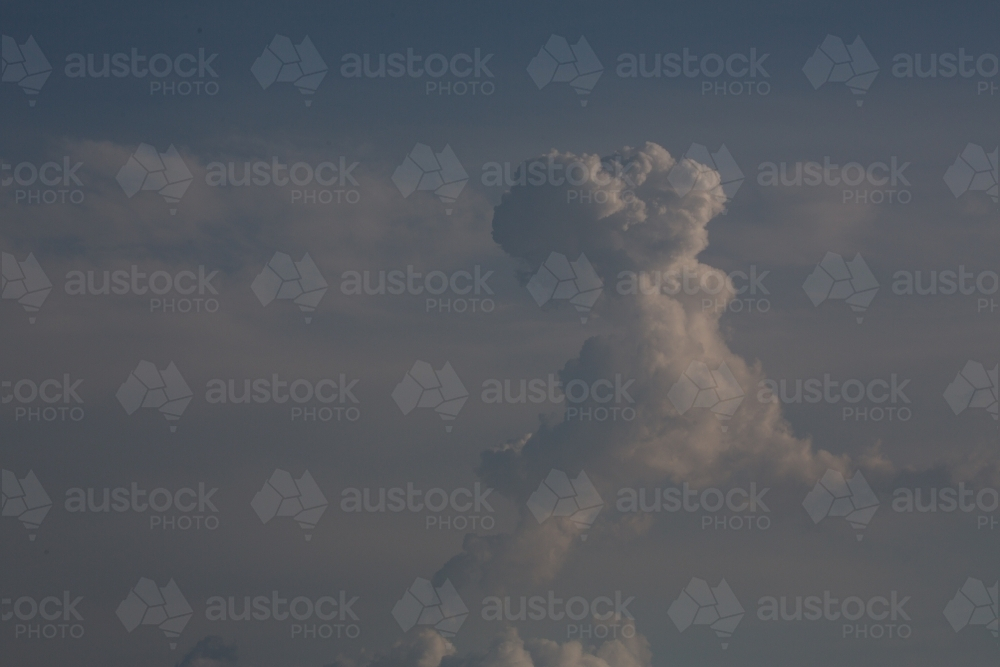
top-left (331, 627), bottom-right (649, 667)
top-left (175, 636), bottom-right (238, 667)
top-left (327, 629), bottom-right (456, 667)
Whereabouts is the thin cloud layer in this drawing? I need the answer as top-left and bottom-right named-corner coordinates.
top-left (332, 627), bottom-right (650, 667)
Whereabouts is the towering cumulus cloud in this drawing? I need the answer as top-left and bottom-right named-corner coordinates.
top-left (439, 142), bottom-right (846, 591)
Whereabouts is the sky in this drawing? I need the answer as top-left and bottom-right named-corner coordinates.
top-left (1, 1), bottom-right (998, 666)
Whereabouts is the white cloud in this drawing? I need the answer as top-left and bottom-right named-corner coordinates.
top-left (443, 142), bottom-right (845, 589)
